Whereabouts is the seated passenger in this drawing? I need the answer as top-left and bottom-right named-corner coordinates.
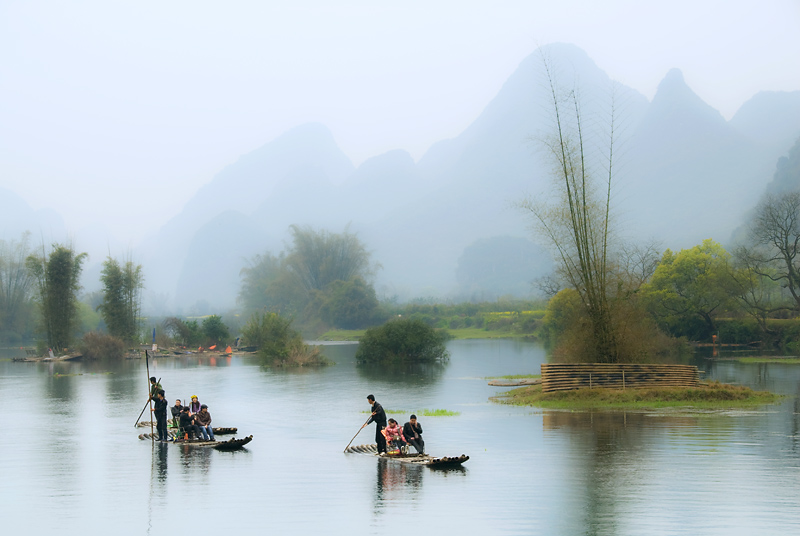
top-left (194, 404), bottom-right (215, 441)
top-left (189, 395), bottom-right (201, 414)
top-left (384, 418), bottom-right (406, 453)
top-left (170, 399), bottom-right (183, 429)
top-left (403, 414), bottom-right (424, 455)
top-left (178, 406), bottom-right (203, 440)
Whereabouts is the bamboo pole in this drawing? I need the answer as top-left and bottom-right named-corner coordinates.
top-left (146, 350), bottom-right (154, 443)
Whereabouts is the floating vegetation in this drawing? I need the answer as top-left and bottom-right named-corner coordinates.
top-left (53, 372), bottom-right (113, 377)
top-left (362, 408), bottom-right (460, 416)
top-left (485, 374), bottom-right (541, 380)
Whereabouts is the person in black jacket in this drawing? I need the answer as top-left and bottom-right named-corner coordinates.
top-left (153, 390), bottom-right (169, 441)
top-left (362, 394), bottom-right (387, 454)
top-left (403, 414), bottom-right (424, 455)
top-left (178, 406), bottom-right (203, 440)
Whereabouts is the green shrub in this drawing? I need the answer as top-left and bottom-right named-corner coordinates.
top-left (356, 317), bottom-right (449, 363)
top-left (242, 312), bottom-right (330, 367)
top-left (79, 332), bottom-right (125, 359)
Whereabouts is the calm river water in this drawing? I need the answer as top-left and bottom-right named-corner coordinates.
top-left (1, 340), bottom-right (800, 535)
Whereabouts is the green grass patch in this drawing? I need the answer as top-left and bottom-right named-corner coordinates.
top-left (317, 329), bottom-right (366, 341)
top-left (318, 327), bottom-right (534, 341)
top-left (447, 328), bottom-right (521, 339)
top-left (362, 408), bottom-right (460, 417)
top-left (496, 381), bottom-right (782, 410)
top-left (732, 357), bottom-right (800, 364)
top-left (485, 374), bottom-right (541, 380)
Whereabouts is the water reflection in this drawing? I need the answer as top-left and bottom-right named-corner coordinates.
top-left (153, 443), bottom-right (168, 483)
top-left (357, 361), bottom-right (448, 386)
top-left (374, 458), bottom-right (423, 512)
top-left (543, 412), bottom-right (686, 536)
top-left (178, 444), bottom-right (213, 477)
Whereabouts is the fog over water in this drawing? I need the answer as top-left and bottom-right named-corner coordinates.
top-left (2, 1), bottom-right (799, 310)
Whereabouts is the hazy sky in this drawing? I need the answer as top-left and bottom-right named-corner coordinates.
top-left (1, 0), bottom-right (798, 244)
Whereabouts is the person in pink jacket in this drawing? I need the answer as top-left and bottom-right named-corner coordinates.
top-left (383, 418), bottom-right (406, 452)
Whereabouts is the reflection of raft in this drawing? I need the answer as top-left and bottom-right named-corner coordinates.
top-left (138, 433), bottom-right (253, 450)
top-left (345, 444), bottom-right (469, 468)
top-left (136, 421), bottom-right (237, 435)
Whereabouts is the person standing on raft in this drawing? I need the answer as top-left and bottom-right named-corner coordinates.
top-left (153, 390), bottom-right (168, 441)
top-left (363, 394), bottom-right (387, 454)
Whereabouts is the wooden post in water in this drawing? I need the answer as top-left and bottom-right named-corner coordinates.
top-left (622, 369), bottom-right (626, 390)
top-left (589, 372), bottom-right (592, 389)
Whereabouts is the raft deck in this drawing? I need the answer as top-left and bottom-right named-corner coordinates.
top-left (345, 444), bottom-right (468, 467)
top-left (138, 433), bottom-right (253, 450)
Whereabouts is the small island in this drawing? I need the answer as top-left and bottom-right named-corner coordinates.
top-left (496, 381), bottom-right (782, 411)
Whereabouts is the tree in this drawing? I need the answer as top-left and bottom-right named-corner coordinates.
top-left (518, 57), bottom-right (623, 362)
top-left (285, 225), bottom-right (377, 292)
top-left (738, 192), bottom-right (800, 311)
top-left (202, 315), bottom-right (229, 346)
top-left (239, 226), bottom-right (381, 327)
top-left (26, 244), bottom-right (88, 352)
top-left (356, 317), bottom-right (449, 364)
top-left (0, 232), bottom-right (35, 341)
top-left (643, 240), bottom-right (739, 339)
top-left (312, 277), bottom-right (381, 329)
top-left (98, 257), bottom-right (144, 343)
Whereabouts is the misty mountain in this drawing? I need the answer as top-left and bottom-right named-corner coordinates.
top-left (8, 44), bottom-right (795, 313)
top-left (0, 186), bottom-right (67, 244)
top-left (730, 90), bottom-right (800, 157)
top-left (619, 68), bottom-right (767, 244)
top-left (135, 43), bottom-right (799, 312)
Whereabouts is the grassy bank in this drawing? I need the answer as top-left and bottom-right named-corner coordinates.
top-left (497, 381), bottom-right (782, 410)
top-left (727, 357), bottom-right (800, 364)
top-left (318, 327), bottom-right (533, 341)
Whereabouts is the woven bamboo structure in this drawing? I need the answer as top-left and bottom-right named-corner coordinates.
top-left (540, 363), bottom-right (699, 392)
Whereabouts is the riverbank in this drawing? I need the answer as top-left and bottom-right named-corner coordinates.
top-left (496, 381), bottom-right (783, 410)
top-left (318, 327), bottom-right (534, 341)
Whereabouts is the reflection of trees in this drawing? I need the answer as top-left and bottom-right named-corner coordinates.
top-left (543, 412), bottom-right (694, 536)
top-left (373, 458), bottom-right (423, 514)
top-left (357, 361), bottom-right (447, 387)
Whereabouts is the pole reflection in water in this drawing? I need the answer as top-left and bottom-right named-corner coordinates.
top-left (154, 443), bottom-right (168, 483)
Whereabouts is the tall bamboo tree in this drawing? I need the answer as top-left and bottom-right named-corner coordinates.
top-left (26, 244), bottom-right (88, 353)
top-left (0, 232), bottom-right (35, 339)
top-left (519, 56), bottom-right (622, 362)
top-left (98, 256), bottom-right (144, 343)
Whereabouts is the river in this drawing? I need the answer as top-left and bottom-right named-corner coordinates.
top-left (1, 340), bottom-right (799, 535)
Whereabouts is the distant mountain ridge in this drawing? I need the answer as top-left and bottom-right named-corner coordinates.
top-left (7, 43), bottom-right (797, 313)
top-left (136, 43), bottom-right (800, 311)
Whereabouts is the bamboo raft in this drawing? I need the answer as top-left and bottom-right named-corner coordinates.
top-left (345, 444), bottom-right (469, 468)
top-left (138, 433), bottom-right (253, 450)
top-left (136, 421), bottom-right (237, 435)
